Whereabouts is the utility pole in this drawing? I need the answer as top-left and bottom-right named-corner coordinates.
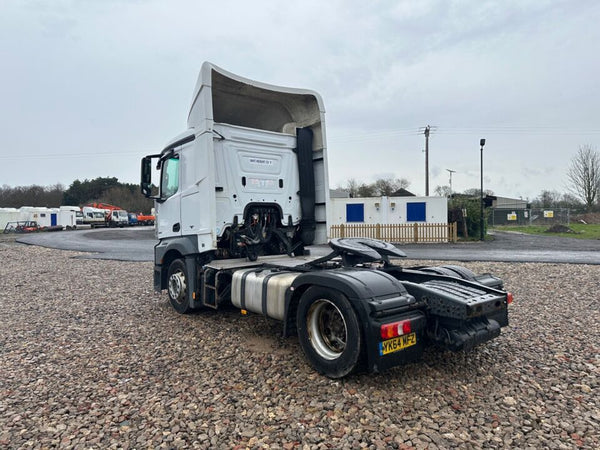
top-left (480, 139), bottom-right (486, 241)
top-left (419, 125), bottom-right (436, 196)
top-left (446, 169), bottom-right (456, 195)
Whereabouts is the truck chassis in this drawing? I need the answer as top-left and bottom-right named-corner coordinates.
top-left (155, 237), bottom-right (510, 378)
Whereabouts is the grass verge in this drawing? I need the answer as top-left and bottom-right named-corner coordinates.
top-left (492, 224), bottom-right (600, 240)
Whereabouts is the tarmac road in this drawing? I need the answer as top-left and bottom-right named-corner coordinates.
top-left (398, 230), bottom-right (600, 264)
top-left (15, 227), bottom-right (600, 264)
top-left (17, 227), bottom-right (156, 261)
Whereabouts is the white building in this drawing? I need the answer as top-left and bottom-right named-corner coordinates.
top-left (0, 208), bottom-right (21, 231)
top-left (19, 207), bottom-right (57, 227)
top-left (328, 196), bottom-right (448, 226)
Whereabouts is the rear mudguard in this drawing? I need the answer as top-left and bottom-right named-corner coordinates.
top-left (285, 268), bottom-right (426, 373)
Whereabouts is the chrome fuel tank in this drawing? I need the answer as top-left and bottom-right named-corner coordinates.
top-left (231, 268), bottom-right (301, 320)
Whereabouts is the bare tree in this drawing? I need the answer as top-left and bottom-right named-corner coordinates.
top-left (535, 190), bottom-right (561, 208)
top-left (343, 178), bottom-right (360, 198)
top-left (373, 177), bottom-right (410, 196)
top-left (567, 145), bottom-right (600, 211)
top-left (0, 184), bottom-right (65, 208)
top-left (558, 193), bottom-right (582, 209)
top-left (341, 177), bottom-right (411, 197)
top-left (356, 183), bottom-right (377, 197)
top-left (434, 185), bottom-right (452, 197)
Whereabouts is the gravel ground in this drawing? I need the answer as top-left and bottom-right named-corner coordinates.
top-left (1, 243), bottom-right (598, 449)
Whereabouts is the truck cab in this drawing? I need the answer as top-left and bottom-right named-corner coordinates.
top-left (110, 210), bottom-right (129, 227)
top-left (142, 62), bottom-right (328, 264)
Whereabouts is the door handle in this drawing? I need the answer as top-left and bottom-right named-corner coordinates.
top-left (172, 223), bottom-right (180, 232)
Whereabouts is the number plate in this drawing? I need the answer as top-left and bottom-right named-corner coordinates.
top-left (379, 332), bottom-right (417, 356)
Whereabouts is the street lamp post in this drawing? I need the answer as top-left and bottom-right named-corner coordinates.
top-left (424, 125), bottom-right (430, 196)
top-left (480, 138), bottom-right (486, 241)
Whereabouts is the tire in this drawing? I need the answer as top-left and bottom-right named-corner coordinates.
top-left (167, 259), bottom-right (191, 314)
top-left (296, 286), bottom-right (363, 378)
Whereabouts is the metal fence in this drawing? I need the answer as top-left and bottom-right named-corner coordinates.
top-left (489, 208), bottom-right (572, 226)
top-left (329, 223), bottom-right (457, 243)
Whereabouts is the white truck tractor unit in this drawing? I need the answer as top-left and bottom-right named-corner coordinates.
top-left (109, 209), bottom-right (129, 227)
top-left (141, 62), bottom-right (511, 378)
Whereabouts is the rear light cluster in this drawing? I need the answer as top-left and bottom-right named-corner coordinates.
top-left (507, 292), bottom-right (514, 304)
top-left (380, 320), bottom-right (412, 340)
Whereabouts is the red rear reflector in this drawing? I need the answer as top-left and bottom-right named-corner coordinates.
top-left (381, 320), bottom-right (411, 340)
top-left (507, 292), bottom-right (513, 305)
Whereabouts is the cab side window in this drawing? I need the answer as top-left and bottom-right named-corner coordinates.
top-left (161, 157), bottom-right (179, 199)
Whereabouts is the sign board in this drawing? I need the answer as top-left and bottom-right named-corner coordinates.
top-left (507, 213), bottom-right (517, 221)
top-left (543, 210), bottom-right (554, 218)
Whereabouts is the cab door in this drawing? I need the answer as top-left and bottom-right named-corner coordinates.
top-left (156, 153), bottom-right (182, 239)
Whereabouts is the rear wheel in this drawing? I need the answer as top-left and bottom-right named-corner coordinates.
top-left (167, 259), bottom-right (191, 314)
top-left (296, 287), bottom-right (363, 378)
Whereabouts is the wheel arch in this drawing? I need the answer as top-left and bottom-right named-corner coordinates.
top-left (154, 236), bottom-right (200, 290)
top-left (284, 271), bottom-right (373, 339)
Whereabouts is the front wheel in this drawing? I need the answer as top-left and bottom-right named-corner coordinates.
top-left (167, 259), bottom-right (191, 314)
top-left (296, 287), bottom-right (363, 378)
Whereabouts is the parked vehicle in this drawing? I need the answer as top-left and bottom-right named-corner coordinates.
top-left (83, 203), bottom-right (129, 228)
top-left (109, 209), bottom-right (129, 227)
top-left (3, 221), bottom-right (40, 233)
top-left (140, 62), bottom-right (511, 378)
top-left (82, 207), bottom-right (107, 228)
top-left (128, 213), bottom-right (139, 226)
top-left (136, 213), bottom-right (155, 226)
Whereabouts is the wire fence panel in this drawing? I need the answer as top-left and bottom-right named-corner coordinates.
top-left (489, 208), bottom-right (572, 226)
top-left (329, 223), bottom-right (457, 243)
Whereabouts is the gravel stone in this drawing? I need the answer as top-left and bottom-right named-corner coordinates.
top-left (1, 244), bottom-right (599, 448)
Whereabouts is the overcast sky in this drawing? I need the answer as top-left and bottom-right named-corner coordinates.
top-left (1, 0), bottom-right (599, 200)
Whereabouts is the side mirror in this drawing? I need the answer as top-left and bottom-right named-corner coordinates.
top-left (141, 156), bottom-right (157, 198)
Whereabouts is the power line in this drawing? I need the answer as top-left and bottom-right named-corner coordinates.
top-left (327, 125), bottom-right (600, 145)
top-left (434, 126), bottom-right (600, 135)
top-left (0, 151), bottom-right (145, 161)
top-left (1, 124), bottom-right (598, 161)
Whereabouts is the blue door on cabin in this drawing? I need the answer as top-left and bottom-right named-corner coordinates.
top-left (51, 213), bottom-right (57, 226)
top-left (406, 202), bottom-right (426, 222)
top-left (346, 204), bottom-right (365, 222)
